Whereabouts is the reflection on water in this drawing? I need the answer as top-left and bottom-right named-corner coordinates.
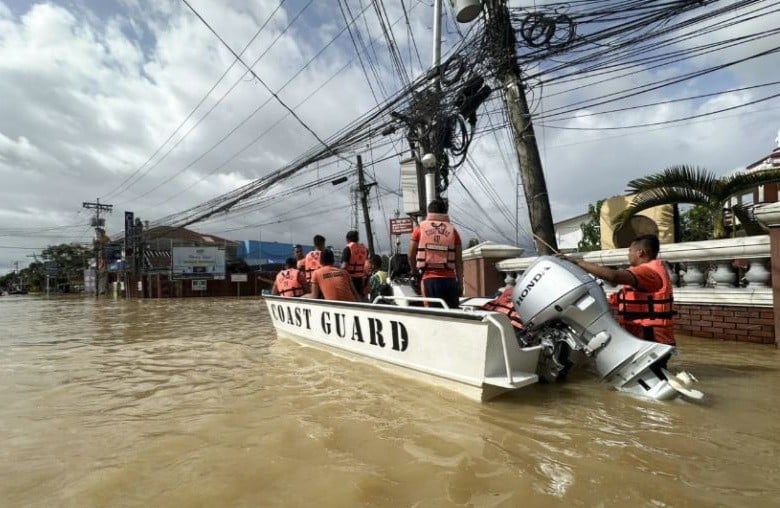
top-left (1, 296), bottom-right (778, 507)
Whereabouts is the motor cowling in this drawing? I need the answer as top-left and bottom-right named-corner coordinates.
top-left (512, 256), bottom-right (700, 401)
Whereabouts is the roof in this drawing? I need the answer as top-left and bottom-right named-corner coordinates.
top-left (144, 226), bottom-right (238, 246)
top-left (554, 212), bottom-right (590, 228)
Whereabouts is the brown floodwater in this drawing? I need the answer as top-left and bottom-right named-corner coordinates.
top-left (0, 296), bottom-right (778, 507)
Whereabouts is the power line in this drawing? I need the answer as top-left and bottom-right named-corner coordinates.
top-left (180, 0), bottom-right (352, 163)
top-left (101, 0), bottom-right (290, 201)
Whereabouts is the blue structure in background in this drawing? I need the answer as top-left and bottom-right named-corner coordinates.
top-left (236, 241), bottom-right (314, 267)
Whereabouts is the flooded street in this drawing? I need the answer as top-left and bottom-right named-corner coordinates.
top-left (1, 296), bottom-right (778, 507)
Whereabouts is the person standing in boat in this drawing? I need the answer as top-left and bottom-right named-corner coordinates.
top-left (408, 198), bottom-right (463, 309)
top-left (272, 258), bottom-right (306, 298)
top-left (293, 244), bottom-right (306, 271)
top-left (306, 249), bottom-right (360, 302)
top-left (303, 235), bottom-right (326, 285)
top-left (560, 234), bottom-right (676, 346)
top-left (340, 230), bottom-right (368, 298)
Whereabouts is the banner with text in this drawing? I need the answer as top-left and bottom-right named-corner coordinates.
top-left (172, 247), bottom-right (225, 280)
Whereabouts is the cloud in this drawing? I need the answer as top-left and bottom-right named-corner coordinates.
top-left (1, 0), bottom-right (779, 275)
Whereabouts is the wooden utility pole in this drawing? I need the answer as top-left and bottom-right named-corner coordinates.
top-left (356, 154), bottom-right (377, 255)
top-left (83, 198), bottom-right (113, 298)
top-left (485, 0), bottom-right (558, 254)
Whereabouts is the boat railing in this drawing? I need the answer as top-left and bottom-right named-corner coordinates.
top-left (494, 235), bottom-right (772, 307)
top-left (484, 314), bottom-right (515, 384)
top-left (372, 295), bottom-right (451, 308)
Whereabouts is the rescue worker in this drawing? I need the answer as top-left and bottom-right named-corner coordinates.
top-left (306, 249), bottom-right (360, 302)
top-left (560, 234), bottom-right (675, 346)
top-left (341, 230), bottom-right (368, 298)
top-left (303, 235), bottom-right (326, 285)
top-left (272, 257), bottom-right (306, 297)
top-left (482, 286), bottom-right (524, 331)
top-left (408, 198), bottom-right (463, 309)
top-left (293, 244), bottom-right (306, 271)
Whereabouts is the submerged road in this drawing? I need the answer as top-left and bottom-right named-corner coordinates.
top-left (0, 296), bottom-right (778, 506)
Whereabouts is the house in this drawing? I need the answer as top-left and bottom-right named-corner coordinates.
top-left (554, 212), bottom-right (589, 252)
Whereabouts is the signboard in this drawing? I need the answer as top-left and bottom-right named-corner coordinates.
top-left (172, 247), bottom-right (225, 279)
top-left (124, 211), bottom-right (134, 257)
top-left (390, 217), bottom-right (415, 235)
top-left (231, 273), bottom-right (248, 283)
top-left (192, 279), bottom-right (207, 291)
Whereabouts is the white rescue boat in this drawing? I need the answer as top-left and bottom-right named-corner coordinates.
top-left (264, 256), bottom-right (703, 402)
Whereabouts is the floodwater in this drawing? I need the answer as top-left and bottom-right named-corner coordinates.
top-left (0, 296), bottom-right (778, 507)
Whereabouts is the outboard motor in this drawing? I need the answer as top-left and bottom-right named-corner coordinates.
top-left (513, 256), bottom-right (702, 401)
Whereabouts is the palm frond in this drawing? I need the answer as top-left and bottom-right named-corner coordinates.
top-left (721, 168), bottom-right (780, 200)
top-left (625, 165), bottom-right (720, 195)
top-left (613, 187), bottom-right (710, 226)
top-left (731, 203), bottom-right (768, 235)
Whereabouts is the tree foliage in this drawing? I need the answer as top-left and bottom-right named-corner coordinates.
top-left (617, 165), bottom-right (780, 239)
top-left (0, 243), bottom-right (90, 293)
top-left (467, 238), bottom-right (480, 248)
top-left (678, 204), bottom-right (714, 242)
top-left (577, 199), bottom-right (604, 251)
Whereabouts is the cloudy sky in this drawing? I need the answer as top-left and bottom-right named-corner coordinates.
top-left (1, 0), bottom-right (779, 274)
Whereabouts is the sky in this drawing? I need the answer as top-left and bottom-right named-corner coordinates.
top-left (1, 0), bottom-right (779, 274)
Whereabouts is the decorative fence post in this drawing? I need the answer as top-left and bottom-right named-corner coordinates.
top-left (755, 203), bottom-right (780, 347)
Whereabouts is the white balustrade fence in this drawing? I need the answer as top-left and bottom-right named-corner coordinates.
top-left (493, 236), bottom-right (772, 308)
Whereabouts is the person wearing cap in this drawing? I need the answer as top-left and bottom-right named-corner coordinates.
top-left (559, 234), bottom-right (676, 347)
top-left (341, 230), bottom-right (368, 298)
top-left (272, 257), bottom-right (306, 298)
top-left (408, 198), bottom-right (463, 309)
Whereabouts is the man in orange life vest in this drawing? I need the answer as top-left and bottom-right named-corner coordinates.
top-left (561, 234), bottom-right (676, 346)
top-left (341, 230), bottom-right (368, 298)
top-left (408, 198), bottom-right (463, 309)
top-left (272, 257), bottom-right (306, 297)
top-left (306, 249), bottom-right (360, 302)
top-left (303, 235), bottom-right (326, 285)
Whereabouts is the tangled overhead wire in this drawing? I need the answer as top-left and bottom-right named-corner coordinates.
top-left (517, 8), bottom-right (576, 49)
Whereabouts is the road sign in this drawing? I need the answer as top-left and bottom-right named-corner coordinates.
top-left (390, 217), bottom-right (414, 235)
top-left (231, 273), bottom-right (248, 283)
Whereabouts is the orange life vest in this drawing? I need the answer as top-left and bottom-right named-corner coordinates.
top-left (345, 242), bottom-right (368, 278)
top-left (275, 268), bottom-right (304, 297)
top-left (482, 288), bottom-right (524, 330)
top-left (304, 250), bottom-right (322, 283)
top-left (415, 213), bottom-right (456, 272)
top-left (614, 259), bottom-right (675, 345)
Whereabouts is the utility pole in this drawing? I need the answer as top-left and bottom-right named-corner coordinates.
top-left (356, 154), bottom-right (377, 255)
top-left (485, 0), bottom-right (558, 255)
top-left (83, 198), bottom-right (113, 298)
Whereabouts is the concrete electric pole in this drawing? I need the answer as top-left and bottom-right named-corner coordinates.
top-left (356, 154), bottom-right (377, 256)
top-left (82, 198), bottom-right (113, 298)
top-left (484, 0), bottom-right (558, 254)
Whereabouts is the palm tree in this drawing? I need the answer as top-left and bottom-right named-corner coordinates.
top-left (615, 165), bottom-right (780, 239)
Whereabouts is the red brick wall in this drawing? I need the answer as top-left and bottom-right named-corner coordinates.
top-left (675, 304), bottom-right (775, 344)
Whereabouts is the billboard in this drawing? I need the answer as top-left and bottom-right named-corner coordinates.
top-left (172, 247), bottom-right (225, 279)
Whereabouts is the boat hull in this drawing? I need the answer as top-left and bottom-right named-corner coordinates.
top-left (264, 296), bottom-right (542, 401)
